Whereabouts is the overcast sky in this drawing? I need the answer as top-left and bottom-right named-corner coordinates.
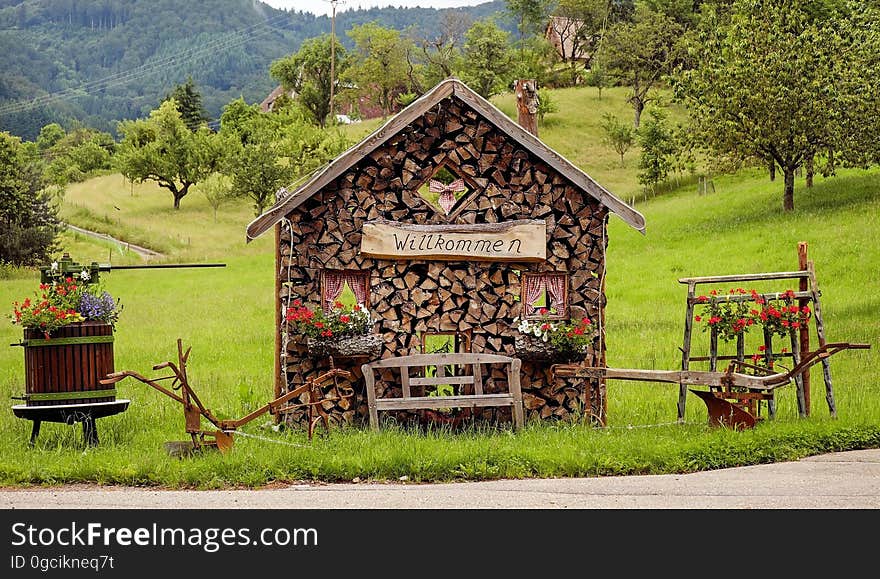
top-left (261, 1), bottom-right (493, 18)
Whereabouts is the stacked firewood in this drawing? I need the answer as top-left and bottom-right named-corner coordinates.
top-left (278, 96), bottom-right (608, 427)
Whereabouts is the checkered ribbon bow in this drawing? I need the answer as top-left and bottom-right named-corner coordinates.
top-left (428, 178), bottom-right (466, 214)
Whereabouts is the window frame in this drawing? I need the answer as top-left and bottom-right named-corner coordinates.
top-left (320, 269), bottom-right (371, 313)
top-left (521, 272), bottom-right (569, 321)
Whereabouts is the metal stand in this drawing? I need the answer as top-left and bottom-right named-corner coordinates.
top-left (12, 400), bottom-right (130, 447)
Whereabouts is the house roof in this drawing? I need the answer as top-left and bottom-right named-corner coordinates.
top-left (259, 85), bottom-right (295, 112)
top-left (245, 77), bottom-right (646, 241)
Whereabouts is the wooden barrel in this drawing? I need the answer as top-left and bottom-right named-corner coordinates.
top-left (23, 322), bottom-right (115, 407)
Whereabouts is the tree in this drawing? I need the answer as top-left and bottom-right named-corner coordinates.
top-left (195, 173), bottom-right (234, 222)
top-left (505, 0), bottom-right (554, 56)
top-left (270, 35), bottom-right (349, 128)
top-left (601, 113), bottom-right (635, 165)
top-left (163, 77), bottom-right (210, 132)
top-left (218, 100), bottom-right (350, 217)
top-left (0, 131), bottom-right (61, 266)
top-left (460, 18), bottom-right (516, 99)
top-left (673, 0), bottom-right (877, 211)
top-left (551, 0), bottom-right (613, 70)
top-left (603, 4), bottom-right (686, 128)
top-left (344, 23), bottom-right (412, 117)
top-left (115, 99), bottom-right (221, 210)
top-left (637, 108), bottom-right (676, 190)
top-left (415, 10), bottom-right (471, 89)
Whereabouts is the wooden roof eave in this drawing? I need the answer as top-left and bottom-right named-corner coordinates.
top-left (245, 78), bottom-right (645, 242)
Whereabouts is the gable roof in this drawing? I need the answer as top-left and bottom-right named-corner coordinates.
top-left (259, 85), bottom-right (295, 112)
top-left (245, 78), bottom-right (646, 241)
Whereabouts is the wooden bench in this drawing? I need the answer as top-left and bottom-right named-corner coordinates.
top-left (361, 353), bottom-right (524, 431)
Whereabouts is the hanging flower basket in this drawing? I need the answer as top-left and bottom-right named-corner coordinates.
top-left (513, 314), bottom-right (595, 364)
top-left (514, 334), bottom-right (588, 363)
top-left (306, 333), bottom-right (384, 359)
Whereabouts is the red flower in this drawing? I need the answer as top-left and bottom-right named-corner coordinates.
top-left (539, 307), bottom-right (549, 315)
top-left (339, 315), bottom-right (350, 323)
top-left (694, 315), bottom-right (701, 322)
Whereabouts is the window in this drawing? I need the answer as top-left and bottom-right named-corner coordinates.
top-left (522, 272), bottom-right (568, 319)
top-left (415, 162), bottom-right (473, 218)
top-left (420, 331), bottom-right (473, 397)
top-left (321, 270), bottom-right (369, 312)
top-left (420, 330), bottom-right (472, 356)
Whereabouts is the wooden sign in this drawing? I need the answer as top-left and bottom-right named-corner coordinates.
top-left (360, 219), bottom-right (546, 262)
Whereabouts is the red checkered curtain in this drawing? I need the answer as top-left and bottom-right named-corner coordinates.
top-left (343, 272), bottom-right (367, 306)
top-left (322, 271), bottom-right (345, 311)
top-left (545, 274), bottom-right (566, 313)
top-left (523, 275), bottom-right (545, 316)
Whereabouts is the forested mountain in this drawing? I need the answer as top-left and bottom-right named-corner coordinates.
top-left (0, 0), bottom-right (507, 140)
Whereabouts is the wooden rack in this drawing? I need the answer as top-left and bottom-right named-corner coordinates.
top-left (677, 242), bottom-right (834, 422)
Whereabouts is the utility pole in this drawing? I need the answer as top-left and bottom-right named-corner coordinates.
top-left (327, 0), bottom-right (344, 123)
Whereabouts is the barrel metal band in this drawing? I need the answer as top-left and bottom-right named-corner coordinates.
top-left (26, 389), bottom-right (117, 401)
top-left (23, 335), bottom-right (114, 348)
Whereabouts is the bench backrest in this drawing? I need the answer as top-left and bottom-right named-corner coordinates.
top-left (363, 353), bottom-right (520, 397)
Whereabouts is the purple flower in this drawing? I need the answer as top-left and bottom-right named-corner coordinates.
top-left (79, 291), bottom-right (121, 327)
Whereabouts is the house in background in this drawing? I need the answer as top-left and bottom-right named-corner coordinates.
top-left (545, 16), bottom-right (592, 68)
top-left (259, 85), bottom-right (297, 112)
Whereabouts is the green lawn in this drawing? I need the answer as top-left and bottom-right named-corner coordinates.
top-left (1, 85), bottom-right (878, 488)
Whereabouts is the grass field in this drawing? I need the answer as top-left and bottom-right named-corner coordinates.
top-left (1, 85), bottom-right (877, 487)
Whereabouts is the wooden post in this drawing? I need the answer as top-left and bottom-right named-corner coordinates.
top-left (763, 327), bottom-right (776, 419)
top-left (515, 79), bottom-right (539, 137)
top-left (274, 222), bottom-right (282, 424)
top-left (678, 281), bottom-right (696, 422)
top-left (806, 260), bottom-right (836, 417)
top-left (797, 241), bottom-right (811, 415)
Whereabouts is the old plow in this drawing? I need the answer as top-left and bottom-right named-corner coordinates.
top-left (101, 339), bottom-right (353, 453)
top-left (553, 341), bottom-right (869, 429)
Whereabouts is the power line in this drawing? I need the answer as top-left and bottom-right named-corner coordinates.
top-left (0, 11), bottom-right (295, 117)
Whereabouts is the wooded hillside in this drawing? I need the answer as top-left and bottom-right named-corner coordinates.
top-left (0, 0), bottom-right (506, 139)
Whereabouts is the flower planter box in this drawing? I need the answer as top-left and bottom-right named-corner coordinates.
top-left (306, 333), bottom-right (383, 359)
top-left (22, 321), bottom-right (116, 406)
top-left (514, 334), bottom-right (588, 364)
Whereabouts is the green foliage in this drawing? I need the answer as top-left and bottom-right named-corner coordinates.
top-left (43, 127), bottom-right (116, 188)
top-left (163, 77), bottom-right (210, 132)
top-left (344, 22), bottom-right (412, 117)
top-left (0, 131), bottom-right (61, 266)
top-left (637, 108), bottom-right (676, 190)
top-left (461, 18), bottom-right (516, 99)
top-left (601, 112), bottom-right (635, 165)
top-left (536, 87), bottom-right (558, 123)
top-left (270, 34), bottom-right (349, 128)
top-left (672, 0), bottom-right (879, 210)
top-left (218, 102), bottom-right (350, 216)
top-left (396, 92), bottom-right (418, 108)
top-left (602, 3), bottom-right (687, 128)
top-left (504, 0), bottom-right (553, 46)
top-left (194, 173), bottom-right (234, 222)
top-left (0, 1), bottom-right (510, 140)
top-left (114, 99), bottom-right (221, 209)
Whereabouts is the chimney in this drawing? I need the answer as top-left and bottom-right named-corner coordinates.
top-left (515, 79), bottom-right (539, 137)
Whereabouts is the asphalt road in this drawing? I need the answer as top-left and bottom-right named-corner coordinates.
top-left (3, 448), bottom-right (879, 509)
